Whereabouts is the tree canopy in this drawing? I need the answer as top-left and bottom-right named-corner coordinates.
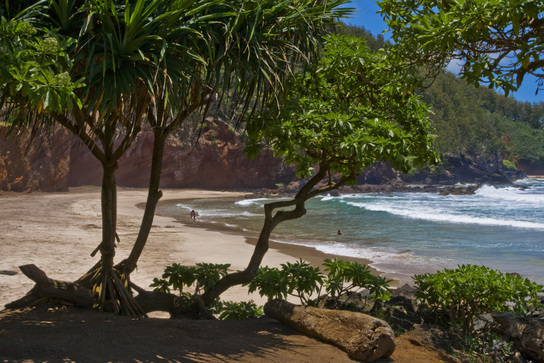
top-left (247, 34), bottom-right (438, 181)
top-left (378, 0), bottom-right (544, 97)
top-left (201, 34), bottom-right (438, 305)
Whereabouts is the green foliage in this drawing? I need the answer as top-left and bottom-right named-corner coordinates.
top-left (379, 0), bottom-right (544, 96)
top-left (414, 264), bottom-right (543, 335)
top-left (0, 16), bottom-right (83, 118)
top-left (247, 259), bottom-right (324, 305)
top-left (245, 34), bottom-right (439, 183)
top-left (215, 300), bottom-right (263, 320)
top-left (323, 258), bottom-right (392, 302)
top-left (150, 262), bottom-right (230, 296)
top-left (247, 258), bottom-right (392, 307)
top-left (151, 262), bottom-right (264, 320)
top-left (502, 159), bottom-right (516, 170)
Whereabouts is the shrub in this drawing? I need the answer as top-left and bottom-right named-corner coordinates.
top-left (150, 262), bottom-right (230, 295)
top-left (323, 258), bottom-right (392, 302)
top-left (414, 264), bottom-right (543, 335)
top-left (502, 159), bottom-right (516, 170)
top-left (246, 259), bottom-right (324, 305)
top-left (247, 258), bottom-right (391, 307)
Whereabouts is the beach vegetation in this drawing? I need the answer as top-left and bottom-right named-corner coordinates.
top-left (2, 0), bottom-right (349, 316)
top-left (214, 300), bottom-right (263, 320)
top-left (150, 262), bottom-right (263, 319)
top-left (414, 264), bottom-right (543, 336)
top-left (246, 258), bottom-right (392, 308)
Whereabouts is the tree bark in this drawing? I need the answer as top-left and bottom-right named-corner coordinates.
top-left (201, 166), bottom-right (333, 305)
top-left (7, 265), bottom-right (94, 308)
top-left (122, 128), bottom-right (167, 275)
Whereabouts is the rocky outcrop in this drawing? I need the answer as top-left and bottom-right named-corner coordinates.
top-left (404, 153), bottom-right (526, 185)
top-left (0, 126), bottom-right (72, 192)
top-left (264, 298), bottom-right (396, 362)
top-left (493, 311), bottom-right (544, 362)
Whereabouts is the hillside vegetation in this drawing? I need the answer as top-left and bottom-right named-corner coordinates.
top-left (341, 24), bottom-right (544, 175)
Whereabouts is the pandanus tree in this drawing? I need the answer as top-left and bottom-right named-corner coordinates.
top-left (1, 0), bottom-right (350, 315)
top-left (201, 34), bottom-right (439, 305)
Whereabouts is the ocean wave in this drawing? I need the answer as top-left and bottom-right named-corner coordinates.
top-left (235, 198), bottom-right (269, 206)
top-left (270, 239), bottom-right (453, 278)
top-left (347, 201), bottom-right (544, 230)
top-left (476, 184), bottom-right (544, 203)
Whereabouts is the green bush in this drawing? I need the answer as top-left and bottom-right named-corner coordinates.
top-left (150, 262), bottom-right (230, 295)
top-left (151, 262), bottom-right (266, 320)
top-left (246, 258), bottom-right (391, 307)
top-left (414, 264), bottom-right (543, 335)
top-left (246, 259), bottom-right (324, 305)
top-left (323, 258), bottom-right (392, 302)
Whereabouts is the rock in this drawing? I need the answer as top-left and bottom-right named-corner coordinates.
top-left (264, 299), bottom-right (395, 362)
top-left (493, 311), bottom-right (544, 361)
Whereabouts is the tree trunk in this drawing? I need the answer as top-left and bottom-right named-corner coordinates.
top-left (101, 163), bottom-right (117, 271)
top-left (121, 128), bottom-right (168, 275)
top-left (201, 168), bottom-right (331, 306)
top-left (6, 264), bottom-right (94, 309)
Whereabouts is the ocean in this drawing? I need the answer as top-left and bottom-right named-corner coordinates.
top-left (158, 178), bottom-right (544, 285)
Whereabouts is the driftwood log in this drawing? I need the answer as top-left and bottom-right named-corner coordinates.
top-left (5, 264), bottom-right (94, 309)
top-left (264, 299), bottom-right (396, 362)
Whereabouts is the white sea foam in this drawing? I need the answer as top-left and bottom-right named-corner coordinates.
top-left (476, 184), bottom-right (544, 204)
top-left (346, 198), bottom-right (544, 230)
top-left (235, 198), bottom-right (269, 206)
top-left (271, 239), bottom-right (453, 279)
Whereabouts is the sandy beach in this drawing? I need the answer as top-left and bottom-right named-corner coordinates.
top-left (0, 187), bottom-right (445, 362)
top-left (0, 187), bottom-right (299, 309)
top-left (0, 186), bottom-right (393, 310)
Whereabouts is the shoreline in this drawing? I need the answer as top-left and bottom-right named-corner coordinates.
top-left (154, 194), bottom-right (411, 287)
top-left (0, 186), bottom-right (407, 313)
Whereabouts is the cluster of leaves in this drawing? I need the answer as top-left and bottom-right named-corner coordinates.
top-left (379, 0), bottom-right (544, 96)
top-left (246, 258), bottom-right (392, 306)
top-left (150, 263), bottom-right (262, 320)
top-left (150, 262), bottom-right (231, 296)
top-left (0, 15), bottom-right (82, 119)
top-left (343, 24), bottom-right (544, 169)
top-left (414, 264), bottom-right (543, 336)
top-left (213, 300), bottom-right (263, 320)
top-left (245, 34), bottom-right (439, 184)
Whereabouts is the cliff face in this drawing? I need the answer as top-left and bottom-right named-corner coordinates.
top-left (0, 120), bottom-right (295, 192)
top-left (0, 120), bottom-right (527, 193)
top-left (0, 126), bottom-right (71, 192)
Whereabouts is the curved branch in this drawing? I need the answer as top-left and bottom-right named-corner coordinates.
top-left (201, 162), bottom-right (352, 305)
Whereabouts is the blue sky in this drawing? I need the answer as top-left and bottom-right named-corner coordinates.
top-left (343, 0), bottom-right (542, 104)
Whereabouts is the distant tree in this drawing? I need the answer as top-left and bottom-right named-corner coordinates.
top-left (378, 0), bottom-right (544, 97)
top-left (201, 34), bottom-right (438, 306)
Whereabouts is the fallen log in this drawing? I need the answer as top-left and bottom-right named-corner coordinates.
top-left (6, 264), bottom-right (94, 309)
top-left (264, 298), bottom-right (395, 362)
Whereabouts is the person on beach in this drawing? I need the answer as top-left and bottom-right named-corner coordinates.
top-left (191, 210), bottom-right (196, 221)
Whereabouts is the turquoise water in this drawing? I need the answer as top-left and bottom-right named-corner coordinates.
top-left (158, 178), bottom-right (544, 284)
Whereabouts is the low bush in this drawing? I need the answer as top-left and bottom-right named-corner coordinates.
top-left (414, 264), bottom-right (543, 336)
top-left (246, 258), bottom-right (392, 307)
top-left (151, 262), bottom-right (263, 320)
